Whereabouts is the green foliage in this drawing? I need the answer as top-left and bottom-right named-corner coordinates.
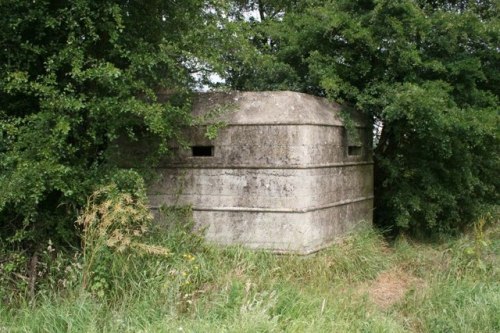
top-left (464, 216), bottom-right (493, 271)
top-left (0, 0), bottom-right (230, 246)
top-left (191, 103), bottom-right (236, 140)
top-left (227, 0), bottom-right (500, 234)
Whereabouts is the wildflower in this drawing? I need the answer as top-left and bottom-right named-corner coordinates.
top-left (183, 253), bottom-right (195, 261)
top-left (47, 239), bottom-right (55, 253)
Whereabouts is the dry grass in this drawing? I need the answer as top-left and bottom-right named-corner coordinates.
top-left (0, 218), bottom-right (498, 333)
top-left (362, 267), bottom-right (425, 310)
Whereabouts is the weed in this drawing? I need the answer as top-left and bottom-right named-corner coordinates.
top-left (77, 184), bottom-right (170, 297)
top-left (0, 216), bottom-right (498, 332)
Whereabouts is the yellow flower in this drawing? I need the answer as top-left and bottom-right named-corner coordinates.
top-left (183, 253), bottom-right (195, 261)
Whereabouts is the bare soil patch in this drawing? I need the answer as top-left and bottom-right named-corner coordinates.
top-left (362, 268), bottom-right (424, 309)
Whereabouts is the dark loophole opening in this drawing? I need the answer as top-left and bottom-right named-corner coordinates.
top-left (348, 146), bottom-right (362, 156)
top-left (191, 146), bottom-right (214, 157)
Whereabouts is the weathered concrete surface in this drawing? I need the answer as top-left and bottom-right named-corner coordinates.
top-left (149, 91), bottom-right (373, 254)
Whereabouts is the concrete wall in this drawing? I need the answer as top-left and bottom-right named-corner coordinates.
top-left (148, 91), bottom-right (373, 254)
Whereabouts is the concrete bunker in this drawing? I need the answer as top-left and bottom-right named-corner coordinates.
top-left (149, 91), bottom-right (373, 254)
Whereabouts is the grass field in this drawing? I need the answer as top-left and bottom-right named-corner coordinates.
top-left (1, 213), bottom-right (498, 333)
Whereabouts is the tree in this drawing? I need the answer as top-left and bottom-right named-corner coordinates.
top-left (227, 0), bottom-right (499, 234)
top-left (0, 0), bottom-right (230, 246)
top-left (1, 0), bottom-right (497, 246)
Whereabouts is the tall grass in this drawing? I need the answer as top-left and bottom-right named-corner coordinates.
top-left (1, 206), bottom-right (498, 332)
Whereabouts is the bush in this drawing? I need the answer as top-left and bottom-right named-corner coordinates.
top-left (0, 0), bottom-right (229, 248)
top-left (227, 0), bottom-right (500, 234)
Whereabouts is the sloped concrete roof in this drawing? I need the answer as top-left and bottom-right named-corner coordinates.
top-left (191, 91), bottom-right (347, 126)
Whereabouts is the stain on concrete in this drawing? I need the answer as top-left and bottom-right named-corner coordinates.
top-left (148, 91), bottom-right (374, 254)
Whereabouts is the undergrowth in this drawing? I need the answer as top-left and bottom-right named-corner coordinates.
top-left (0, 199), bottom-right (498, 332)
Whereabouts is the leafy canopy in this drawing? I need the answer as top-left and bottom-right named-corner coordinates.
top-left (0, 0), bottom-right (234, 245)
top-left (0, 0), bottom-right (498, 245)
top-left (227, 0), bottom-right (499, 233)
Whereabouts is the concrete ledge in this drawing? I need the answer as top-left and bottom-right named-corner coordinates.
top-left (158, 161), bottom-right (374, 170)
top-left (188, 199), bottom-right (374, 254)
top-left (150, 196), bottom-right (374, 214)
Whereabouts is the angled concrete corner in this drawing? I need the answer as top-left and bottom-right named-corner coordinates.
top-left (148, 91), bottom-right (374, 254)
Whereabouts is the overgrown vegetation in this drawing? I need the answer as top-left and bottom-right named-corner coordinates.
top-left (228, 0), bottom-right (499, 234)
top-left (0, 0), bottom-right (234, 247)
top-left (1, 0), bottom-right (498, 246)
top-left (1, 1), bottom-right (499, 327)
top-left (0, 210), bottom-right (498, 332)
